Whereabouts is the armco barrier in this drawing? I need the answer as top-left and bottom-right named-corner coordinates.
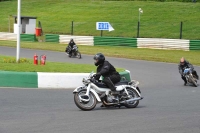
top-left (0, 32), bottom-right (17, 41)
top-left (189, 40), bottom-right (200, 50)
top-left (0, 70), bottom-right (131, 89)
top-left (20, 34), bottom-right (36, 42)
top-left (59, 35), bottom-right (94, 46)
top-left (0, 32), bottom-right (36, 42)
top-left (45, 34), bottom-right (59, 42)
top-left (1, 32), bottom-right (200, 51)
top-left (94, 36), bottom-right (137, 47)
top-left (137, 38), bottom-right (189, 51)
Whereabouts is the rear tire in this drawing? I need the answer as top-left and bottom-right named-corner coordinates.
top-left (74, 90), bottom-right (97, 111)
top-left (124, 88), bottom-right (140, 108)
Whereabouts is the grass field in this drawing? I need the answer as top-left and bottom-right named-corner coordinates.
top-left (1, 40), bottom-right (200, 66)
top-left (0, 0), bottom-right (199, 39)
top-left (0, 54), bottom-right (124, 72)
top-left (0, 54), bottom-right (94, 72)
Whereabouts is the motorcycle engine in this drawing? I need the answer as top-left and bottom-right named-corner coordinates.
top-left (107, 95), bottom-right (118, 103)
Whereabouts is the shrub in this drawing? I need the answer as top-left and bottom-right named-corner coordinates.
top-left (3, 58), bottom-right (30, 63)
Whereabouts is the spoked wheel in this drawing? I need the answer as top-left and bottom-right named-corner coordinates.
top-left (76, 52), bottom-right (81, 59)
top-left (191, 75), bottom-right (198, 87)
top-left (74, 90), bottom-right (97, 111)
top-left (124, 87), bottom-right (140, 108)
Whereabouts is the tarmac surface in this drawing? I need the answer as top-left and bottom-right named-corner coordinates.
top-left (0, 46), bottom-right (200, 133)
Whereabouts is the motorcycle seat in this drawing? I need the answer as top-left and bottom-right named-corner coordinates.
top-left (114, 81), bottom-right (129, 86)
top-left (94, 81), bottom-right (129, 88)
top-left (94, 82), bottom-right (108, 88)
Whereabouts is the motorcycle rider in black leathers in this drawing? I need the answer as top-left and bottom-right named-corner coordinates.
top-left (65, 39), bottom-right (76, 55)
top-left (93, 53), bottom-right (121, 95)
top-left (178, 57), bottom-right (199, 85)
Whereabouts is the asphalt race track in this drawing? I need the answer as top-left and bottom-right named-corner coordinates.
top-left (0, 46), bottom-right (200, 133)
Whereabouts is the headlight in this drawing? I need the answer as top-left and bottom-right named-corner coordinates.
top-left (82, 78), bottom-right (89, 85)
top-left (82, 78), bottom-right (86, 82)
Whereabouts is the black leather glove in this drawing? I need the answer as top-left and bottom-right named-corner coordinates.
top-left (93, 73), bottom-right (101, 77)
top-left (93, 73), bottom-right (101, 79)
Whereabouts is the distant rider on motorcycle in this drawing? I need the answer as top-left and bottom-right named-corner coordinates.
top-left (178, 57), bottom-right (199, 85)
top-left (65, 39), bottom-right (76, 55)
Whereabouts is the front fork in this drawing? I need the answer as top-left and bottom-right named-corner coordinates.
top-left (80, 84), bottom-right (101, 102)
top-left (85, 84), bottom-right (91, 96)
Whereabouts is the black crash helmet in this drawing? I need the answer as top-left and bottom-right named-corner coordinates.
top-left (93, 53), bottom-right (105, 66)
top-left (70, 38), bottom-right (74, 42)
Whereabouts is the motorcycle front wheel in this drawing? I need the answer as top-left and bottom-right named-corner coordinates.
top-left (76, 51), bottom-right (81, 59)
top-left (74, 89), bottom-right (97, 111)
top-left (124, 87), bottom-right (140, 108)
top-left (190, 75), bottom-right (198, 87)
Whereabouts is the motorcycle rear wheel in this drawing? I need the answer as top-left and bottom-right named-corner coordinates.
top-left (124, 88), bottom-right (140, 108)
top-left (74, 89), bottom-right (97, 111)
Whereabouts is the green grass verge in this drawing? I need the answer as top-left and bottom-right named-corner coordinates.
top-left (0, 54), bottom-right (124, 72)
top-left (0, 40), bottom-right (200, 66)
top-left (0, 0), bottom-right (199, 39)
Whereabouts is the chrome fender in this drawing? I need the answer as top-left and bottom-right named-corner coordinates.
top-left (73, 86), bottom-right (101, 102)
top-left (73, 86), bottom-right (85, 93)
top-left (124, 85), bottom-right (141, 97)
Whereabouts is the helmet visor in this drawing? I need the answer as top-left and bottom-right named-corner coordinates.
top-left (94, 59), bottom-right (98, 63)
top-left (180, 61), bottom-right (185, 65)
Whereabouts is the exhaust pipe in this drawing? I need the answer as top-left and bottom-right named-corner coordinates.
top-left (102, 100), bottom-right (116, 106)
top-left (102, 97), bottom-right (144, 106)
top-left (120, 97), bottom-right (143, 104)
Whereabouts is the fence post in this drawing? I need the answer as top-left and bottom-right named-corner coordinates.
top-left (101, 30), bottom-right (103, 37)
top-left (180, 21), bottom-right (183, 39)
top-left (137, 21), bottom-right (140, 38)
top-left (71, 21), bottom-right (73, 35)
top-left (38, 21), bottom-right (43, 35)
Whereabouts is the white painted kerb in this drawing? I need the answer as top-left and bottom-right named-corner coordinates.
top-left (38, 72), bottom-right (89, 89)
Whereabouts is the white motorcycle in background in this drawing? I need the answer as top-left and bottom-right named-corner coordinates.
top-left (73, 72), bottom-right (143, 111)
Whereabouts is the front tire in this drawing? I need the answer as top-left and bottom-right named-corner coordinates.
top-left (124, 88), bottom-right (140, 108)
top-left (76, 51), bottom-right (81, 59)
top-left (74, 89), bottom-right (97, 111)
top-left (190, 75), bottom-right (198, 87)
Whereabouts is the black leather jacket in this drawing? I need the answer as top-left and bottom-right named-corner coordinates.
top-left (95, 60), bottom-right (119, 79)
top-left (178, 60), bottom-right (194, 75)
top-left (68, 41), bottom-right (76, 48)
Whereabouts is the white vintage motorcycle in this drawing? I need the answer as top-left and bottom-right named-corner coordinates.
top-left (73, 72), bottom-right (143, 111)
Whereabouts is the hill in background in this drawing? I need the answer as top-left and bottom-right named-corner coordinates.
top-left (0, 0), bottom-right (199, 39)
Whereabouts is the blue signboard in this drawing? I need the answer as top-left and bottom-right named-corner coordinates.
top-left (96, 22), bottom-right (114, 31)
top-left (96, 22), bottom-right (109, 30)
